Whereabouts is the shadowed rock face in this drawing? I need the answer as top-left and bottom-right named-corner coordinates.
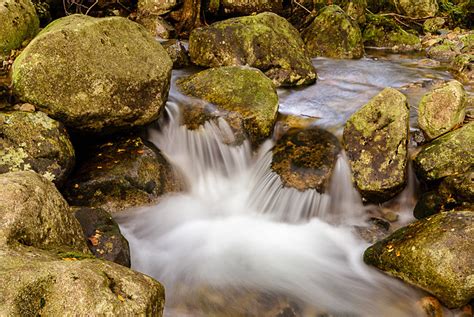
top-left (188, 12), bottom-right (317, 87)
top-left (12, 14), bottom-right (172, 134)
top-left (364, 210), bottom-right (474, 308)
top-left (418, 80), bottom-right (466, 141)
top-left (177, 66), bottom-right (279, 146)
top-left (343, 88), bottom-right (409, 203)
top-left (271, 127), bottom-right (342, 192)
top-left (302, 5), bottom-right (364, 59)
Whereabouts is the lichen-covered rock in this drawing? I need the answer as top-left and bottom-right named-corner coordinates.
top-left (392, 0), bottom-right (438, 18)
top-left (0, 111), bottom-right (75, 185)
top-left (413, 123), bottom-right (474, 182)
top-left (423, 17), bottom-right (445, 34)
top-left (206, 0), bottom-right (286, 16)
top-left (426, 40), bottom-right (458, 62)
top-left (363, 14), bottom-right (421, 51)
top-left (162, 39), bottom-right (190, 69)
top-left (0, 0), bottom-right (39, 57)
top-left (271, 127), bottom-right (341, 192)
top-left (0, 247), bottom-right (165, 316)
top-left (12, 14), bottom-right (172, 134)
top-left (0, 171), bottom-right (88, 252)
top-left (343, 88), bottom-right (409, 202)
top-left (137, 15), bottom-right (176, 39)
top-left (418, 80), bottom-right (466, 140)
top-left (74, 207), bottom-right (131, 267)
top-left (451, 54), bottom-right (473, 84)
top-left (137, 0), bottom-right (180, 16)
top-left (364, 210), bottom-right (474, 308)
top-left (177, 66), bottom-right (279, 145)
top-left (302, 5), bottom-right (364, 59)
top-left (189, 12), bottom-right (317, 87)
top-left (64, 136), bottom-right (181, 214)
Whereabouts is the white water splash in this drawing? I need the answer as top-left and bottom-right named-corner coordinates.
top-left (118, 103), bottom-right (424, 317)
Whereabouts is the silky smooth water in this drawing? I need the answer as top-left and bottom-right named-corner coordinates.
top-left (117, 56), bottom-right (456, 316)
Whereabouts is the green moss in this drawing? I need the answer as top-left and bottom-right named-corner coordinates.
top-left (57, 251), bottom-right (96, 260)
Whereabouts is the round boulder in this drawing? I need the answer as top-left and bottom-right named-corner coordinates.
top-left (12, 14), bottom-right (172, 134)
top-left (271, 127), bottom-right (342, 192)
top-left (302, 5), bottom-right (364, 59)
top-left (418, 80), bottom-right (466, 140)
top-left (343, 88), bottom-right (409, 202)
top-left (364, 210), bottom-right (474, 308)
top-left (0, 111), bottom-right (75, 185)
top-left (392, 0), bottom-right (438, 19)
top-left (0, 0), bottom-right (39, 56)
top-left (189, 12), bottom-right (317, 87)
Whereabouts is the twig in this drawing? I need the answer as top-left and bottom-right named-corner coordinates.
top-left (85, 0), bottom-right (98, 15)
top-left (292, 0), bottom-right (312, 14)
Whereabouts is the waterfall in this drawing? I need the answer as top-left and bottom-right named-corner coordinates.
top-left (117, 103), bottom-right (424, 317)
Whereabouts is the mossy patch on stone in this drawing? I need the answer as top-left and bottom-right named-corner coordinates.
top-left (392, 0), bottom-right (438, 18)
top-left (188, 12), bottom-right (317, 87)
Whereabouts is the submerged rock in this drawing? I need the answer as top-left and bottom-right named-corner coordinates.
top-left (271, 127), bottom-right (341, 192)
top-left (417, 80), bottom-right (466, 140)
top-left (392, 0), bottom-right (438, 18)
top-left (74, 207), bottom-right (131, 267)
top-left (0, 0), bottom-right (39, 56)
top-left (0, 171), bottom-right (88, 252)
top-left (364, 210), bottom-right (474, 308)
top-left (0, 247), bottom-right (165, 316)
top-left (177, 66), bottom-right (279, 145)
top-left (64, 136), bottom-right (181, 214)
top-left (413, 123), bottom-right (474, 183)
top-left (302, 5), bottom-right (364, 59)
top-left (343, 88), bottom-right (409, 202)
top-left (0, 111), bottom-right (75, 185)
top-left (188, 12), bottom-right (317, 87)
top-left (362, 14), bottom-right (421, 51)
top-left (12, 14), bottom-right (172, 134)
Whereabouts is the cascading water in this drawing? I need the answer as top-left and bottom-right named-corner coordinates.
top-left (118, 103), bottom-right (425, 317)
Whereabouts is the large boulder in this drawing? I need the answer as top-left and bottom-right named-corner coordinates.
top-left (271, 127), bottom-right (342, 192)
top-left (206, 0), bottom-right (286, 16)
top-left (343, 88), bottom-right (409, 202)
top-left (12, 14), bottom-right (172, 134)
top-left (177, 66), bottom-right (279, 145)
top-left (418, 80), bottom-right (467, 140)
top-left (64, 136), bottom-right (182, 214)
top-left (362, 14), bottom-right (421, 52)
top-left (364, 210), bottom-right (474, 308)
top-left (392, 0), bottom-right (438, 18)
top-left (0, 171), bottom-right (88, 252)
top-left (0, 110), bottom-right (75, 185)
top-left (451, 54), bottom-right (474, 84)
top-left (0, 247), bottom-right (165, 316)
top-left (0, 0), bottom-right (39, 56)
top-left (137, 0), bottom-right (180, 16)
top-left (302, 5), bottom-right (364, 59)
top-left (413, 123), bottom-right (474, 183)
top-left (188, 12), bottom-right (317, 87)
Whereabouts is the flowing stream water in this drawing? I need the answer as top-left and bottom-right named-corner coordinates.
top-left (117, 55), bottom-right (458, 316)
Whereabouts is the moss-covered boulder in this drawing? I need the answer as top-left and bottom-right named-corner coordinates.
top-left (189, 12), bottom-right (316, 87)
top-left (206, 0), bottom-right (286, 16)
top-left (451, 54), bottom-right (473, 84)
top-left (64, 136), bottom-right (181, 214)
top-left (423, 17), bottom-right (446, 34)
top-left (0, 171), bottom-right (88, 252)
top-left (271, 127), bottom-right (341, 192)
top-left (364, 210), bottom-right (474, 308)
top-left (343, 88), bottom-right (409, 202)
top-left (413, 123), bottom-right (474, 183)
top-left (0, 247), bottom-right (165, 316)
top-left (74, 207), bottom-right (130, 267)
top-left (0, 111), bottom-right (74, 185)
top-left (162, 39), bottom-right (190, 69)
top-left (392, 0), bottom-right (438, 18)
top-left (0, 0), bottom-right (39, 57)
top-left (137, 15), bottom-right (176, 39)
top-left (12, 14), bottom-right (172, 134)
top-left (426, 40), bottom-right (458, 62)
top-left (418, 80), bottom-right (466, 140)
top-left (302, 5), bottom-right (364, 59)
top-left (362, 14), bottom-right (421, 51)
top-left (177, 66), bottom-right (279, 145)
top-left (137, 0), bottom-right (180, 16)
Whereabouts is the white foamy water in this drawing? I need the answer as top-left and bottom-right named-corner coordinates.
top-left (117, 103), bottom-right (425, 317)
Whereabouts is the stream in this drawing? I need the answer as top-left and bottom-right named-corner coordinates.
top-left (117, 54), bottom-right (460, 316)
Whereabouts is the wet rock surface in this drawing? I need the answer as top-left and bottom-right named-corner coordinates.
top-left (364, 210), bottom-right (474, 308)
top-left (64, 136), bottom-right (182, 214)
top-left (188, 12), bottom-right (317, 87)
top-left (271, 127), bottom-right (342, 192)
top-left (0, 110), bottom-right (75, 185)
top-left (12, 14), bottom-right (172, 134)
top-left (162, 39), bottom-right (190, 69)
top-left (343, 88), bottom-right (409, 202)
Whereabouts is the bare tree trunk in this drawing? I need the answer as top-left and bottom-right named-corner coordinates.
top-left (176, 0), bottom-right (203, 37)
